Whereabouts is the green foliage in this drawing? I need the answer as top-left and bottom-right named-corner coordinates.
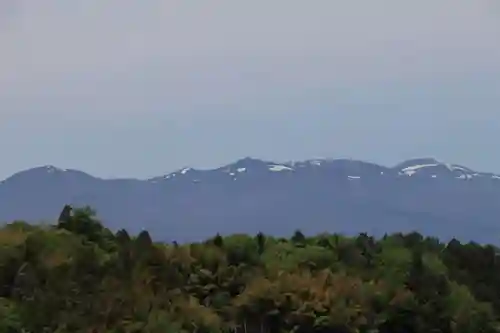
top-left (0, 207), bottom-right (499, 332)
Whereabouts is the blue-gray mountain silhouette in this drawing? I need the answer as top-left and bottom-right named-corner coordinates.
top-left (1, 158), bottom-right (500, 243)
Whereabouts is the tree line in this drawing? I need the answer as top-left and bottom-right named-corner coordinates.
top-left (0, 205), bottom-right (499, 332)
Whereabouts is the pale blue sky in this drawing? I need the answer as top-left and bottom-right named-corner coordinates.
top-left (1, 0), bottom-right (500, 179)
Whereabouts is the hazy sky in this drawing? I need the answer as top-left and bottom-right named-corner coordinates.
top-left (1, 0), bottom-right (500, 179)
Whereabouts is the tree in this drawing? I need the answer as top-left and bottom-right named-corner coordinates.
top-left (57, 206), bottom-right (111, 247)
top-left (57, 204), bottom-right (73, 225)
top-left (255, 232), bottom-right (266, 255)
top-left (292, 230), bottom-right (306, 246)
top-left (213, 233), bottom-right (224, 248)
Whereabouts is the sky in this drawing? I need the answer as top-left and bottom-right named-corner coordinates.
top-left (1, 0), bottom-right (500, 179)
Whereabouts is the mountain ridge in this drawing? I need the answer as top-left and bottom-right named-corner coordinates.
top-left (2, 157), bottom-right (500, 244)
top-left (4, 157), bottom-right (499, 182)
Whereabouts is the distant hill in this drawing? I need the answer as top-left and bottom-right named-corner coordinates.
top-left (1, 157), bottom-right (500, 243)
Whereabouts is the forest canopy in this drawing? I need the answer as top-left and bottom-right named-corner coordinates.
top-left (0, 206), bottom-right (499, 332)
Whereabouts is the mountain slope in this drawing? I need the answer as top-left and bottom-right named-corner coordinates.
top-left (1, 158), bottom-right (500, 243)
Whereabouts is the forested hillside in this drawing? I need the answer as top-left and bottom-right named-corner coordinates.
top-left (1, 207), bottom-right (500, 332)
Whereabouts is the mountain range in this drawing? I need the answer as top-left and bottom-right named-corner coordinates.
top-left (1, 157), bottom-right (500, 243)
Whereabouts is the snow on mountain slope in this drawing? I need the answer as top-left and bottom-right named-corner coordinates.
top-left (145, 157), bottom-right (500, 183)
top-left (394, 158), bottom-right (495, 180)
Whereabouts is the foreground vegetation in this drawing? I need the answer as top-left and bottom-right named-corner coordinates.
top-left (0, 207), bottom-right (500, 332)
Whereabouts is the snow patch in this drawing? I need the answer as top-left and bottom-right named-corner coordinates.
top-left (451, 165), bottom-right (471, 172)
top-left (163, 173), bottom-right (176, 179)
top-left (401, 163), bottom-right (439, 176)
top-left (401, 170), bottom-right (416, 176)
top-left (180, 168), bottom-right (191, 175)
top-left (237, 167), bottom-right (246, 173)
top-left (268, 165), bottom-right (293, 172)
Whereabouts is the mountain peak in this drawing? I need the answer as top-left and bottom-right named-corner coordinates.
top-left (232, 157), bottom-right (269, 168)
top-left (1, 165), bottom-right (99, 186)
top-left (42, 165), bottom-right (67, 173)
top-left (10, 165), bottom-right (68, 178)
